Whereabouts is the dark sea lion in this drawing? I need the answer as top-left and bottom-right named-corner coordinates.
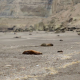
top-left (46, 43), bottom-right (53, 46)
top-left (22, 50), bottom-right (42, 55)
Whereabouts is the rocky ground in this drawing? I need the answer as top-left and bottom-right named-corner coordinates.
top-left (0, 31), bottom-right (80, 80)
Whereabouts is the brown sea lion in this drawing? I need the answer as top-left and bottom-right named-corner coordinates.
top-left (22, 50), bottom-right (42, 55)
top-left (46, 43), bottom-right (53, 46)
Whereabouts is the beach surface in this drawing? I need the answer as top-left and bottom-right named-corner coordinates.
top-left (0, 31), bottom-right (80, 80)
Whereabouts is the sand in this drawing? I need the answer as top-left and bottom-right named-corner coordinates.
top-left (0, 31), bottom-right (80, 80)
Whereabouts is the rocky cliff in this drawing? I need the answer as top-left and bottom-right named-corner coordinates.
top-left (0, 0), bottom-right (53, 17)
top-left (0, 0), bottom-right (80, 31)
top-left (0, 0), bottom-right (80, 17)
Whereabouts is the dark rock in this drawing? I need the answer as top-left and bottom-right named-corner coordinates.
top-left (40, 43), bottom-right (46, 46)
top-left (57, 35), bottom-right (60, 36)
top-left (60, 39), bottom-right (63, 41)
top-left (57, 50), bottom-right (63, 53)
top-left (14, 36), bottom-right (21, 38)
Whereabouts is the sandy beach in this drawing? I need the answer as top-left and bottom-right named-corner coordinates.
top-left (0, 31), bottom-right (80, 80)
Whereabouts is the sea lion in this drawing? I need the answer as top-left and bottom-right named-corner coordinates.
top-left (22, 50), bottom-right (42, 55)
top-left (46, 43), bottom-right (53, 46)
top-left (40, 43), bottom-right (53, 47)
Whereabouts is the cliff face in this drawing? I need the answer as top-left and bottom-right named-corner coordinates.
top-left (0, 0), bottom-right (53, 17)
top-left (0, 0), bottom-right (80, 17)
top-left (52, 0), bottom-right (80, 14)
top-left (0, 0), bottom-right (80, 29)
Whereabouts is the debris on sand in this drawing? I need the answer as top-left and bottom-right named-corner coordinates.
top-left (59, 39), bottom-right (63, 41)
top-left (14, 36), bottom-right (21, 38)
top-left (57, 50), bottom-right (63, 53)
top-left (40, 43), bottom-right (53, 47)
top-left (57, 35), bottom-right (60, 36)
top-left (36, 65), bottom-right (39, 67)
top-left (5, 65), bottom-right (12, 67)
top-left (22, 50), bottom-right (42, 55)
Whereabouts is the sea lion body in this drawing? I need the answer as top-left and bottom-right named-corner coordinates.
top-left (22, 50), bottom-right (42, 55)
top-left (46, 43), bottom-right (53, 46)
